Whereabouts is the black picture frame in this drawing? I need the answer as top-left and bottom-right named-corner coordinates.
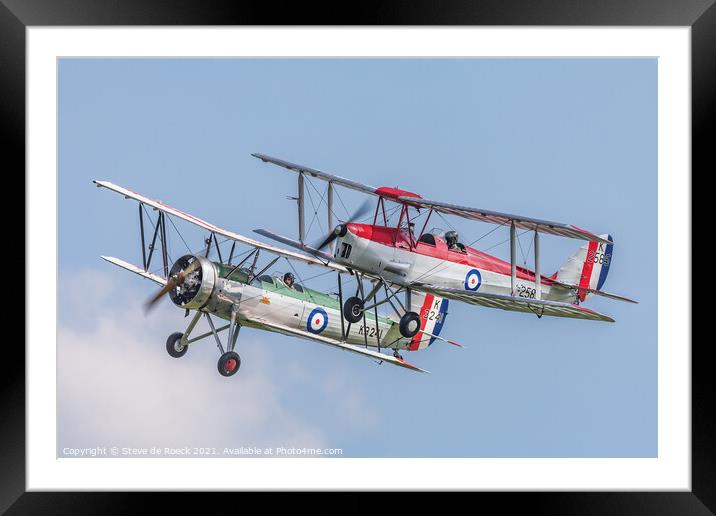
top-left (5, 1), bottom-right (708, 513)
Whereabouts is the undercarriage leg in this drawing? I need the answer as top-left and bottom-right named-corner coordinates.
top-left (180, 311), bottom-right (203, 347)
top-left (203, 310), bottom-right (242, 378)
top-left (205, 314), bottom-right (225, 354)
top-left (363, 279), bottom-right (383, 304)
top-left (227, 304), bottom-right (241, 353)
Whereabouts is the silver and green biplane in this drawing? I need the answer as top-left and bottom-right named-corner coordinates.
top-left (95, 181), bottom-right (458, 377)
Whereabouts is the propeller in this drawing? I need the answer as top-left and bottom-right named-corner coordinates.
top-left (311, 199), bottom-right (372, 253)
top-left (144, 258), bottom-right (201, 312)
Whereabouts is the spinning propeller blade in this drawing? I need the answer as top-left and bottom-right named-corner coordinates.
top-left (312, 200), bottom-right (372, 253)
top-left (144, 259), bottom-right (201, 312)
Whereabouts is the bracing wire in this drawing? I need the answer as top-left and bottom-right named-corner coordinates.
top-left (166, 210), bottom-right (193, 253)
top-left (303, 178), bottom-right (326, 237)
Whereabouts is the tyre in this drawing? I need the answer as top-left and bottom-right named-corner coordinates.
top-left (399, 311), bottom-right (421, 338)
top-left (166, 332), bottom-right (188, 358)
top-left (343, 296), bottom-right (364, 323)
top-left (217, 351), bottom-right (241, 377)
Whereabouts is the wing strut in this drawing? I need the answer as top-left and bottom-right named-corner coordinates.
top-left (204, 232), bottom-right (224, 263)
top-left (138, 204), bottom-right (147, 270)
top-left (160, 212), bottom-right (169, 277)
top-left (534, 229), bottom-right (541, 300)
top-left (137, 203), bottom-right (170, 276)
top-left (297, 173), bottom-right (305, 244)
top-left (327, 182), bottom-right (334, 253)
top-left (510, 221), bottom-right (517, 296)
top-left (337, 272), bottom-right (346, 341)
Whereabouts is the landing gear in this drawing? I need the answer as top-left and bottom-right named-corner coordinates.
top-left (343, 296), bottom-right (364, 323)
top-left (399, 311), bottom-right (421, 338)
top-left (206, 304), bottom-right (242, 378)
top-left (342, 279), bottom-right (421, 340)
top-left (166, 332), bottom-right (188, 358)
top-left (217, 351), bottom-right (241, 377)
top-left (167, 303), bottom-right (244, 377)
top-left (166, 310), bottom-right (203, 358)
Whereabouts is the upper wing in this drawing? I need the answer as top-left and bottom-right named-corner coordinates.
top-left (251, 154), bottom-right (607, 244)
top-left (248, 316), bottom-right (428, 373)
top-left (399, 196), bottom-right (610, 245)
top-left (94, 180), bottom-right (347, 273)
top-left (252, 153), bottom-right (378, 196)
top-left (414, 284), bottom-right (615, 322)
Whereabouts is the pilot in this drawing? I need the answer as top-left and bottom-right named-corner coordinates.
top-left (445, 230), bottom-right (462, 251)
top-left (283, 272), bottom-right (296, 289)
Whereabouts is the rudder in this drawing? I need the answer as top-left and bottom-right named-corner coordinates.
top-left (407, 293), bottom-right (449, 351)
top-left (556, 234), bottom-right (614, 301)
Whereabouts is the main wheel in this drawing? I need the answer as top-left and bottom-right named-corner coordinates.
top-left (217, 351), bottom-right (241, 377)
top-left (166, 332), bottom-right (188, 358)
top-left (343, 296), bottom-right (364, 323)
top-left (399, 311), bottom-right (421, 338)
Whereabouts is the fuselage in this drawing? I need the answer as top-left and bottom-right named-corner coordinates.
top-left (196, 263), bottom-right (409, 350)
top-left (333, 223), bottom-right (574, 303)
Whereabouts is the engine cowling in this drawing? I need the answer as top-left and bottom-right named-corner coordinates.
top-left (168, 255), bottom-right (217, 310)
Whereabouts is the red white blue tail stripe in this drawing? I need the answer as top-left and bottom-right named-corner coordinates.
top-left (409, 294), bottom-right (449, 351)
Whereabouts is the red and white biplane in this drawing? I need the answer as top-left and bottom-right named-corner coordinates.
top-left (252, 153), bottom-right (637, 344)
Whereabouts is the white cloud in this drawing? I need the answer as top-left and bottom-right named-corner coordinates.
top-left (57, 268), bottom-right (329, 455)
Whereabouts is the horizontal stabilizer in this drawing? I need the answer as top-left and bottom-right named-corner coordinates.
top-left (249, 317), bottom-right (429, 373)
top-left (101, 256), bottom-right (167, 285)
top-left (551, 280), bottom-right (638, 304)
top-left (420, 330), bottom-right (464, 348)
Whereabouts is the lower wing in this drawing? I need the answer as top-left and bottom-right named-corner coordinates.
top-left (101, 256), bottom-right (167, 285)
top-left (248, 317), bottom-right (429, 373)
top-left (413, 284), bottom-right (615, 323)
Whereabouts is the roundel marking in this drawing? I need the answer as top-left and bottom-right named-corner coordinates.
top-left (307, 307), bottom-right (329, 334)
top-left (464, 268), bottom-right (482, 291)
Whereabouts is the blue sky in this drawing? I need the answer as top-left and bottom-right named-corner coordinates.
top-left (58, 58), bottom-right (656, 457)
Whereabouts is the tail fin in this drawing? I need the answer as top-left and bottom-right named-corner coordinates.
top-left (556, 234), bottom-right (614, 302)
top-left (407, 293), bottom-right (449, 351)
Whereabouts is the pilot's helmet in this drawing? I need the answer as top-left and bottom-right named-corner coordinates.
top-left (445, 230), bottom-right (459, 245)
top-left (283, 272), bottom-right (295, 285)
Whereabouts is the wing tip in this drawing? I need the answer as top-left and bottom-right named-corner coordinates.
top-left (574, 304), bottom-right (615, 323)
top-left (251, 152), bottom-right (272, 163)
top-left (396, 358), bottom-right (430, 373)
top-left (100, 255), bottom-right (121, 265)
